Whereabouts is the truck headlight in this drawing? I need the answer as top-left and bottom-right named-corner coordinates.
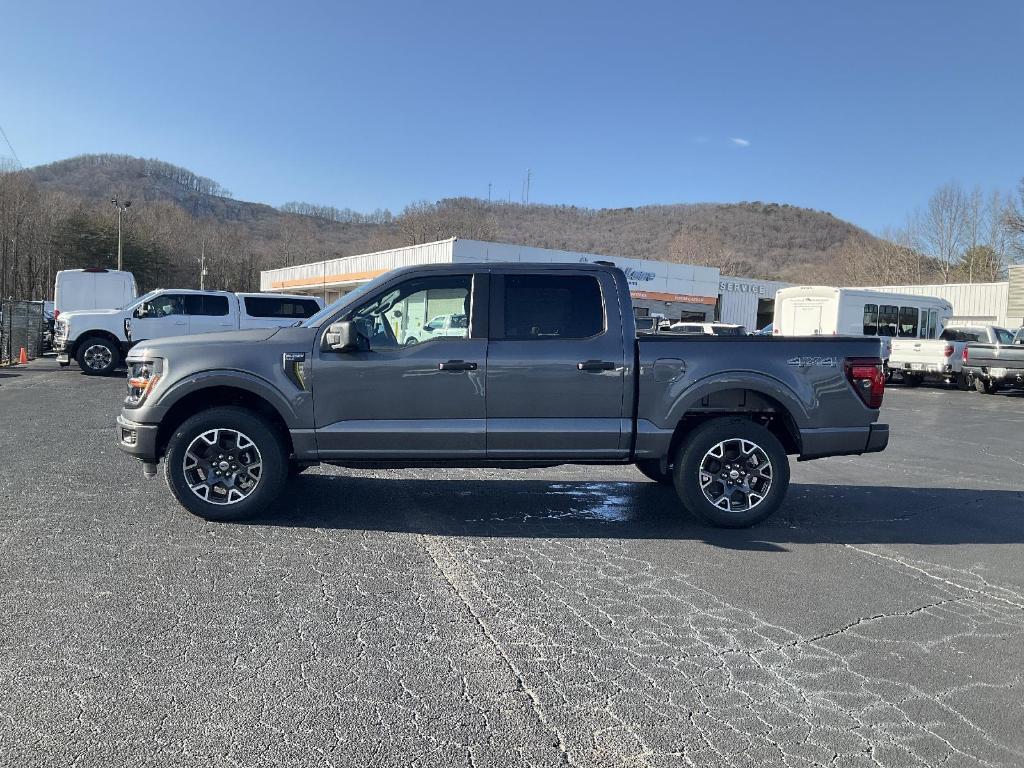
top-left (126, 358), bottom-right (164, 406)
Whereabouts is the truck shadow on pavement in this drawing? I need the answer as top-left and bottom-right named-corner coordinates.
top-left (264, 475), bottom-right (1024, 550)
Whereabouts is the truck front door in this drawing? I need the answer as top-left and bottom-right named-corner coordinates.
top-left (312, 272), bottom-right (487, 460)
top-left (129, 293), bottom-right (189, 342)
top-left (485, 270), bottom-right (629, 459)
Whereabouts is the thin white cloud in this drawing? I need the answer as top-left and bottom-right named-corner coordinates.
top-left (730, 137), bottom-right (751, 147)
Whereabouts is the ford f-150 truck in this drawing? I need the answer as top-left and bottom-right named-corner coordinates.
top-left (115, 263), bottom-right (889, 528)
top-left (889, 325), bottom-right (1013, 388)
top-left (55, 290), bottom-right (322, 375)
top-left (962, 327), bottom-right (1024, 393)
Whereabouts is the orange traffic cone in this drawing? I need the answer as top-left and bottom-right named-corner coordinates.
top-left (18, 347), bottom-right (28, 365)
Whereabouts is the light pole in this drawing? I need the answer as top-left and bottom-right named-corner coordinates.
top-left (110, 196), bottom-right (132, 270)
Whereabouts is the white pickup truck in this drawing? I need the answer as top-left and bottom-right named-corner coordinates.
top-left (889, 325), bottom-right (1013, 388)
top-left (54, 289), bottom-right (323, 375)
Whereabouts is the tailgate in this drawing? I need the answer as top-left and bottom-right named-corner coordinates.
top-left (889, 339), bottom-right (950, 368)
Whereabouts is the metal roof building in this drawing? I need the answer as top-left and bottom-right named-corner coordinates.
top-left (261, 238), bottom-right (728, 323)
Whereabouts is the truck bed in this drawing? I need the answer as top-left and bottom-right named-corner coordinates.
top-left (634, 335), bottom-right (887, 461)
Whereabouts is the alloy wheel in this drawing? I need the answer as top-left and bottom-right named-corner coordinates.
top-left (697, 438), bottom-right (773, 513)
top-left (83, 343), bottom-right (113, 371)
top-left (182, 428), bottom-right (263, 505)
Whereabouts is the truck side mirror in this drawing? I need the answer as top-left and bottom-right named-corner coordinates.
top-left (323, 320), bottom-right (366, 352)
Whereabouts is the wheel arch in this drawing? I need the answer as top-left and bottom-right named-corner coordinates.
top-left (155, 382), bottom-right (295, 459)
top-left (72, 330), bottom-right (122, 357)
top-left (667, 388), bottom-right (802, 463)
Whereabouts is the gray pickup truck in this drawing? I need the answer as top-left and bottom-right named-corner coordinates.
top-left (963, 327), bottom-right (1024, 393)
top-left (116, 263), bottom-right (888, 527)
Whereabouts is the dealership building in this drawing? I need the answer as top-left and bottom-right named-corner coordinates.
top-left (260, 238), bottom-right (786, 329)
top-left (260, 238), bottom-right (1024, 332)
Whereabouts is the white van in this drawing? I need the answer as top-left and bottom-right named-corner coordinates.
top-left (54, 269), bottom-right (137, 319)
top-left (773, 286), bottom-right (953, 360)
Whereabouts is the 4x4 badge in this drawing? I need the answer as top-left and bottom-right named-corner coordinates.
top-left (788, 356), bottom-right (837, 368)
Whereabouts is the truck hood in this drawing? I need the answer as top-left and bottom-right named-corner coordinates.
top-left (127, 328), bottom-right (281, 359)
top-left (59, 308), bottom-right (126, 322)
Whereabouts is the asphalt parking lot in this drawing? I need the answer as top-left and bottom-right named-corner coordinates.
top-left (1, 361), bottom-right (1022, 768)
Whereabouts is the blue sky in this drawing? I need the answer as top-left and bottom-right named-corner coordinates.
top-left (1, 0), bottom-right (1021, 232)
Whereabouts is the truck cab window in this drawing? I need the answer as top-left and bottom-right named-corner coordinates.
top-left (503, 274), bottom-right (604, 340)
top-left (994, 328), bottom-right (1014, 345)
top-left (344, 275), bottom-right (472, 348)
top-left (185, 295), bottom-right (230, 316)
top-left (862, 304), bottom-right (878, 335)
top-left (144, 294), bottom-right (187, 317)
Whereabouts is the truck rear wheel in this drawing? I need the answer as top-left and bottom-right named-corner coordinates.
top-left (76, 337), bottom-right (120, 376)
top-left (673, 418), bottom-right (790, 528)
top-left (635, 459), bottom-right (673, 485)
top-left (975, 377), bottom-right (999, 395)
top-left (902, 374), bottom-right (924, 387)
top-left (164, 406), bottom-right (288, 522)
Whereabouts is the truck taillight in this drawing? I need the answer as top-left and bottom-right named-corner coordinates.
top-left (54, 309), bottom-right (60, 319)
top-left (962, 347), bottom-right (969, 363)
top-left (944, 344), bottom-right (954, 358)
top-left (844, 357), bottom-right (885, 409)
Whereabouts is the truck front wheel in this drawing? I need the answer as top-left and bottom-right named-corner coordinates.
top-left (164, 406), bottom-right (288, 522)
top-left (76, 337), bottom-right (120, 376)
top-left (673, 418), bottom-right (790, 528)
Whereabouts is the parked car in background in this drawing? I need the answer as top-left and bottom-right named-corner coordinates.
top-left (962, 328), bottom-right (1024, 394)
top-left (403, 313), bottom-right (468, 345)
top-left (41, 301), bottom-right (55, 352)
top-left (54, 268), bottom-right (137, 320)
top-left (773, 286), bottom-right (952, 363)
top-left (55, 290), bottom-right (323, 375)
top-left (666, 321), bottom-right (748, 336)
top-left (116, 262), bottom-right (888, 529)
top-left (889, 325), bottom-right (1012, 388)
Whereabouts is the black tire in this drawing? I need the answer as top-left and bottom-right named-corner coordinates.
top-left (164, 406), bottom-right (288, 522)
top-left (635, 459), bottom-right (674, 485)
top-left (974, 376), bottom-right (998, 395)
top-left (75, 336), bottom-right (120, 376)
top-left (404, 336), bottom-right (419, 346)
top-left (956, 373), bottom-right (971, 391)
top-left (673, 418), bottom-right (790, 528)
top-left (903, 374), bottom-right (924, 387)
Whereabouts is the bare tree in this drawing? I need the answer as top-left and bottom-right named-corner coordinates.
top-left (916, 182), bottom-right (968, 283)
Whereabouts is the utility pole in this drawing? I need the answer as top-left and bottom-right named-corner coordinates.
top-left (487, 182), bottom-right (492, 203)
top-left (525, 168), bottom-right (531, 204)
top-left (110, 196), bottom-right (132, 270)
top-left (199, 240), bottom-right (207, 290)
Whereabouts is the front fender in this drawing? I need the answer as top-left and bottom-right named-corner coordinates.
top-left (148, 369), bottom-right (302, 429)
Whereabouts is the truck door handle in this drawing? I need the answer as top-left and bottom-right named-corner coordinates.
top-left (174, 320), bottom-right (186, 326)
top-left (578, 360), bottom-right (617, 371)
top-left (439, 360), bottom-right (478, 371)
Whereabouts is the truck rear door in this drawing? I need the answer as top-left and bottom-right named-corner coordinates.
top-left (186, 294), bottom-right (235, 335)
top-left (485, 269), bottom-right (629, 459)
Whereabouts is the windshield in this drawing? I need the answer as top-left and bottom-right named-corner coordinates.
top-left (712, 326), bottom-right (747, 336)
top-left (301, 275), bottom-right (391, 327)
top-left (122, 289), bottom-right (160, 310)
